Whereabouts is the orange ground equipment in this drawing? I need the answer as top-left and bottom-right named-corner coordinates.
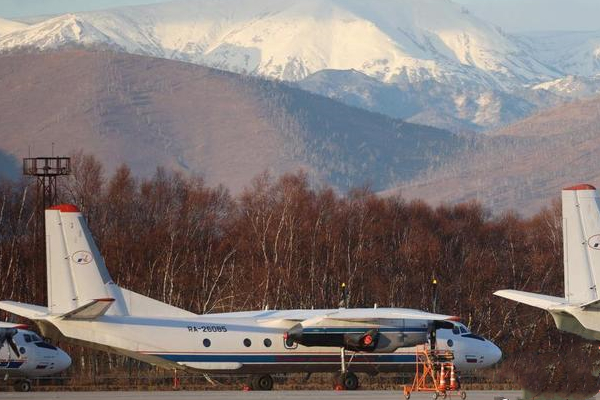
top-left (403, 345), bottom-right (467, 400)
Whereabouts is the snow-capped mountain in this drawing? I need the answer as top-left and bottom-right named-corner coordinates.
top-left (0, 0), bottom-right (556, 85)
top-left (521, 31), bottom-right (600, 78)
top-left (0, 0), bottom-right (598, 131)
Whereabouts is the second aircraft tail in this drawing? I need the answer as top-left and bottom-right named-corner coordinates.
top-left (496, 184), bottom-right (600, 308)
top-left (561, 184), bottom-right (600, 304)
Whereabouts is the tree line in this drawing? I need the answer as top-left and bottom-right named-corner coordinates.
top-left (0, 152), bottom-right (598, 393)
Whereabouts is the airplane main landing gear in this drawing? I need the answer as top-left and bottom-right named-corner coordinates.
top-left (334, 371), bottom-right (359, 390)
top-left (14, 379), bottom-right (31, 392)
top-left (247, 374), bottom-right (274, 391)
top-left (333, 347), bottom-right (359, 390)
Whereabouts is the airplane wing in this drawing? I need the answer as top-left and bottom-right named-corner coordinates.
top-left (325, 308), bottom-right (457, 322)
top-left (256, 308), bottom-right (458, 329)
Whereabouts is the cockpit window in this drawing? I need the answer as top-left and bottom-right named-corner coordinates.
top-left (31, 334), bottom-right (42, 342)
top-left (35, 342), bottom-right (57, 350)
top-left (23, 334), bottom-right (32, 343)
top-left (462, 333), bottom-right (485, 341)
top-left (452, 323), bottom-right (471, 334)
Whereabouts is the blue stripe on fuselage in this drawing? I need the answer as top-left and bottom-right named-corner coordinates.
top-left (152, 353), bottom-right (418, 363)
top-left (0, 360), bottom-right (24, 369)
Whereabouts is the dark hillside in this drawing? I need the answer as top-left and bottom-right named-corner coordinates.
top-left (0, 49), bottom-right (461, 193)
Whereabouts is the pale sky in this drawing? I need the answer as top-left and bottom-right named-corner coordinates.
top-left (457, 0), bottom-right (600, 32)
top-left (1, 0), bottom-right (598, 32)
top-left (0, 0), bottom-right (169, 19)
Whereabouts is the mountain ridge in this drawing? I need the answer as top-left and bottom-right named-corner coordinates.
top-left (0, 49), bottom-right (461, 192)
top-left (386, 94), bottom-right (600, 214)
top-left (0, 0), bottom-right (576, 131)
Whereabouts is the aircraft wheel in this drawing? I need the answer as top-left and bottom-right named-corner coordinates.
top-left (250, 374), bottom-right (273, 391)
top-left (14, 379), bottom-right (31, 392)
top-left (459, 391), bottom-right (467, 399)
top-left (340, 372), bottom-right (359, 390)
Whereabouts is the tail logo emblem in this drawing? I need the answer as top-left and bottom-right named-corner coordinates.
top-left (588, 235), bottom-right (600, 250)
top-left (72, 251), bottom-right (93, 265)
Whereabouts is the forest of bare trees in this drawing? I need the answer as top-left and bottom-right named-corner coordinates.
top-left (0, 152), bottom-right (598, 394)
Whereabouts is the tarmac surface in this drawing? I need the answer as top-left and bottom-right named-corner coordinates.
top-left (0, 391), bottom-right (536, 400)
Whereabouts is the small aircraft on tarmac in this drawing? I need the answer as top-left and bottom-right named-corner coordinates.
top-left (0, 322), bottom-right (71, 391)
top-left (0, 204), bottom-right (501, 390)
top-left (496, 184), bottom-right (600, 341)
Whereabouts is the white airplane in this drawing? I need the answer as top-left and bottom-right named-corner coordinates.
top-left (0, 204), bottom-right (501, 390)
top-left (496, 184), bottom-right (600, 341)
top-left (0, 322), bottom-right (71, 392)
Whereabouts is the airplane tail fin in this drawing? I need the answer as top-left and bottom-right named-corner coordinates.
top-left (562, 184), bottom-right (600, 304)
top-left (44, 204), bottom-right (197, 319)
top-left (45, 205), bottom-right (126, 315)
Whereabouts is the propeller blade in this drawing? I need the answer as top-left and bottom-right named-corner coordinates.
top-left (434, 320), bottom-right (454, 330)
top-left (0, 328), bottom-right (19, 359)
top-left (6, 337), bottom-right (19, 359)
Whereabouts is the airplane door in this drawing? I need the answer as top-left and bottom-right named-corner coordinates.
top-left (397, 319), bottom-right (406, 346)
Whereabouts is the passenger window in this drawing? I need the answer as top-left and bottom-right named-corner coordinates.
top-left (23, 334), bottom-right (31, 343)
top-left (243, 338), bottom-right (251, 347)
top-left (203, 339), bottom-right (211, 348)
top-left (264, 338), bottom-right (272, 348)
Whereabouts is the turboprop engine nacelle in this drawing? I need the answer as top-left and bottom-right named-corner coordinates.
top-left (284, 323), bottom-right (429, 353)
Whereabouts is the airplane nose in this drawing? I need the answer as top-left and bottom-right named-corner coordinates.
top-left (56, 349), bottom-right (72, 372)
top-left (488, 341), bottom-right (502, 365)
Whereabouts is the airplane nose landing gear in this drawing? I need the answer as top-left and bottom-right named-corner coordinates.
top-left (13, 379), bottom-right (31, 392)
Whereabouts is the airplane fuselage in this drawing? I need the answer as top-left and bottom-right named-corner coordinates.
top-left (41, 311), bottom-right (500, 374)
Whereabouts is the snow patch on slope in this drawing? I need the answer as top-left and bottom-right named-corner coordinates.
top-left (532, 75), bottom-right (600, 98)
top-left (0, 17), bottom-right (27, 38)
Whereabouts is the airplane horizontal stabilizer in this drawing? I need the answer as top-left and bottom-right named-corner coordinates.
top-left (494, 290), bottom-right (567, 310)
top-left (61, 298), bottom-right (115, 320)
top-left (579, 298), bottom-right (600, 310)
top-left (0, 301), bottom-right (49, 320)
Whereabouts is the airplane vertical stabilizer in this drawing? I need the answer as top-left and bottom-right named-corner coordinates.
top-left (45, 204), bottom-right (196, 318)
top-left (45, 205), bottom-right (125, 315)
top-left (562, 184), bottom-right (600, 304)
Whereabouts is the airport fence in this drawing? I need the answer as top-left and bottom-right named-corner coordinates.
top-left (0, 370), bottom-right (518, 391)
